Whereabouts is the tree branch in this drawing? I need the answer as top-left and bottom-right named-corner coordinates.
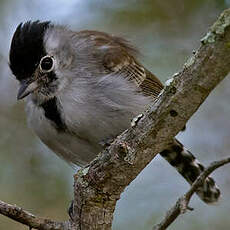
top-left (0, 200), bottom-right (70, 230)
top-left (153, 157), bottom-right (230, 230)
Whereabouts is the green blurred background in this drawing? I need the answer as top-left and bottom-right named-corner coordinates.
top-left (0, 0), bottom-right (230, 229)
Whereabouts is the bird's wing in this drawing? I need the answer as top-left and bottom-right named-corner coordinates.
top-left (103, 47), bottom-right (164, 98)
top-left (77, 30), bottom-right (164, 99)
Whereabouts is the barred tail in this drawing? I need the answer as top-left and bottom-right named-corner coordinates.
top-left (160, 139), bottom-right (221, 204)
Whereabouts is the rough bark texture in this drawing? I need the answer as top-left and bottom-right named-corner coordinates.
top-left (1, 8), bottom-right (230, 230)
top-left (71, 9), bottom-right (230, 230)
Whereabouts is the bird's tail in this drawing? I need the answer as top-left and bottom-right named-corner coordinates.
top-left (160, 139), bottom-right (220, 204)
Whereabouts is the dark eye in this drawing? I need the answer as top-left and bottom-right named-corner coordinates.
top-left (40, 56), bottom-right (54, 72)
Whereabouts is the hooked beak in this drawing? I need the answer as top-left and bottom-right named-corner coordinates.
top-left (17, 79), bottom-right (39, 100)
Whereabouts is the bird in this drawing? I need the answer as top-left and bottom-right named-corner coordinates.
top-left (9, 20), bottom-right (220, 204)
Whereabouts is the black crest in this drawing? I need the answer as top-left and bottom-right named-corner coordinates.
top-left (9, 20), bottom-right (51, 81)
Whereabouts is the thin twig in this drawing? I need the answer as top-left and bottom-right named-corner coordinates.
top-left (0, 200), bottom-right (70, 230)
top-left (153, 157), bottom-right (230, 230)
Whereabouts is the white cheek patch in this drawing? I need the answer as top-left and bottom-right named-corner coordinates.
top-left (44, 29), bottom-right (60, 52)
top-left (44, 27), bottom-right (74, 71)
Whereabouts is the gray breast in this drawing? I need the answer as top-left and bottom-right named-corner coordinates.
top-left (26, 74), bottom-right (151, 166)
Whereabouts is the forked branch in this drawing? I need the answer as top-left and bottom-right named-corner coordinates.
top-left (153, 157), bottom-right (230, 230)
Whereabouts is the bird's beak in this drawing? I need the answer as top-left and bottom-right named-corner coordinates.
top-left (17, 79), bottom-right (39, 100)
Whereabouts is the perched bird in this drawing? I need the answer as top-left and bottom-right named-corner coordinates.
top-left (9, 21), bottom-right (220, 204)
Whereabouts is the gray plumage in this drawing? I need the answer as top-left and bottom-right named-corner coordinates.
top-left (27, 26), bottom-right (153, 165)
top-left (9, 21), bottom-right (220, 204)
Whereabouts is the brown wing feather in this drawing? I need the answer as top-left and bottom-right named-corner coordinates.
top-left (78, 30), bottom-right (164, 98)
top-left (102, 44), bottom-right (163, 99)
top-left (139, 68), bottom-right (164, 97)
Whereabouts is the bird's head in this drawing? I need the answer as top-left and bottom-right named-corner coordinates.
top-left (9, 21), bottom-right (73, 104)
